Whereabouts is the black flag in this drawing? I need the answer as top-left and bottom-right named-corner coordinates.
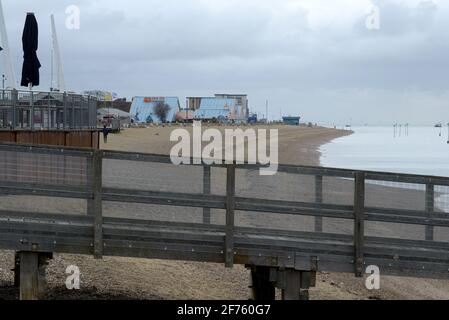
top-left (21, 13), bottom-right (41, 87)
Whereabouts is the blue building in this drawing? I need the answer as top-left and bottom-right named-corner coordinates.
top-left (130, 97), bottom-right (180, 124)
top-left (282, 116), bottom-right (301, 126)
top-left (188, 95), bottom-right (248, 123)
top-left (192, 97), bottom-right (236, 123)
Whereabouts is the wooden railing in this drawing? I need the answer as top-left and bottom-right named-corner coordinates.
top-left (0, 142), bottom-right (449, 280)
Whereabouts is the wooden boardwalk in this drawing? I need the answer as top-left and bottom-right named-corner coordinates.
top-left (1, 142), bottom-right (449, 300)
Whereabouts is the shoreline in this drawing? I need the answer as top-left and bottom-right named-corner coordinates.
top-left (101, 125), bottom-right (352, 167)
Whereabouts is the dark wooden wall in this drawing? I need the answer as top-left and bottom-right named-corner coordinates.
top-left (0, 130), bottom-right (100, 149)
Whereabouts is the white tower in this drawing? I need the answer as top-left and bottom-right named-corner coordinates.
top-left (0, 0), bottom-right (16, 89)
top-left (51, 14), bottom-right (66, 92)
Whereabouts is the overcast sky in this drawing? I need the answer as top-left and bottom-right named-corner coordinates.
top-left (1, 0), bottom-right (448, 125)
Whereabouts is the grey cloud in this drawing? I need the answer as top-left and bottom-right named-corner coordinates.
top-left (355, 0), bottom-right (438, 36)
top-left (1, 0), bottom-right (448, 125)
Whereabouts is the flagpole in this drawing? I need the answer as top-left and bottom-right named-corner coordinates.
top-left (0, 0), bottom-right (16, 89)
top-left (51, 14), bottom-right (66, 92)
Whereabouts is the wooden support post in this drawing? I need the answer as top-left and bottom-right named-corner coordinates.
top-left (281, 269), bottom-right (301, 300)
top-left (225, 164), bottom-right (236, 268)
top-left (354, 171), bottom-right (365, 277)
top-left (13, 251), bottom-right (20, 287)
top-left (315, 175), bottom-right (323, 232)
top-left (92, 150), bottom-right (103, 259)
top-left (18, 252), bottom-right (52, 300)
top-left (19, 252), bottom-right (39, 300)
top-left (37, 253), bottom-right (52, 298)
top-left (203, 166), bottom-right (211, 224)
top-left (250, 266), bottom-right (275, 301)
top-left (425, 184), bottom-right (434, 241)
top-left (299, 272), bottom-right (313, 300)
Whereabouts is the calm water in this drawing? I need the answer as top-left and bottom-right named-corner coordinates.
top-left (320, 126), bottom-right (449, 177)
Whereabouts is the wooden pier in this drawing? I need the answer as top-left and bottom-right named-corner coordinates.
top-left (1, 142), bottom-right (449, 299)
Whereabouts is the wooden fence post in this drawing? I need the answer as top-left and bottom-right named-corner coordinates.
top-left (92, 150), bottom-right (103, 259)
top-left (354, 171), bottom-right (365, 277)
top-left (425, 183), bottom-right (434, 241)
top-left (225, 164), bottom-right (236, 268)
top-left (203, 166), bottom-right (211, 224)
top-left (315, 175), bottom-right (323, 232)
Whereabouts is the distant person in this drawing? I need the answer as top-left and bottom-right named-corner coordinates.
top-left (103, 125), bottom-right (109, 144)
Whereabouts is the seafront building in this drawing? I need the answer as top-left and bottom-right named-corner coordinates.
top-left (282, 116), bottom-right (301, 126)
top-left (187, 94), bottom-right (249, 123)
top-left (129, 96), bottom-right (180, 123)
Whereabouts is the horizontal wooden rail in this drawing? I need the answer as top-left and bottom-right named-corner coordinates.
top-left (5, 142), bottom-right (449, 183)
top-left (3, 181), bottom-right (449, 226)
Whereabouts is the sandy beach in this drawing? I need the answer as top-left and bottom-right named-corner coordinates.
top-left (1, 124), bottom-right (449, 300)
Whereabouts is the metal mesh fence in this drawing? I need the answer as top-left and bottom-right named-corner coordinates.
top-left (0, 89), bottom-right (97, 130)
top-left (103, 159), bottom-right (203, 194)
top-left (102, 202), bottom-right (218, 225)
top-left (365, 179), bottom-right (425, 211)
top-left (235, 210), bottom-right (316, 232)
top-left (435, 185), bottom-right (449, 213)
top-left (235, 169), bottom-right (315, 203)
top-left (322, 176), bottom-right (354, 206)
top-left (0, 150), bottom-right (89, 186)
top-left (2, 144), bottom-right (449, 245)
top-left (365, 221), bottom-right (425, 240)
top-left (0, 148), bottom-right (90, 215)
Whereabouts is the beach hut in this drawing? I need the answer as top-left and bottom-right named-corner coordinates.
top-left (282, 116), bottom-right (301, 126)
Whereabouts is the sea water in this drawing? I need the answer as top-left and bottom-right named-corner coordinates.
top-left (320, 126), bottom-right (449, 177)
top-left (320, 126), bottom-right (449, 211)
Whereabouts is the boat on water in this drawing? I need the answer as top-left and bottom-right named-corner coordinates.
top-left (435, 123), bottom-right (442, 128)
